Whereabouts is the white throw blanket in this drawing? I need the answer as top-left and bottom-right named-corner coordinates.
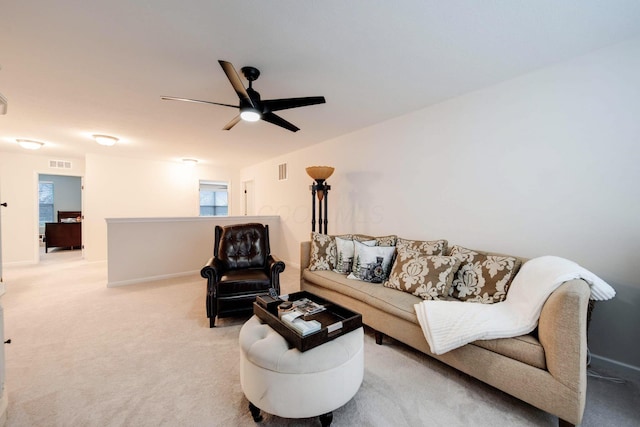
top-left (414, 256), bottom-right (616, 355)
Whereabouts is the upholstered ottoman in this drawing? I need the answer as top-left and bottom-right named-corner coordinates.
top-left (239, 315), bottom-right (364, 426)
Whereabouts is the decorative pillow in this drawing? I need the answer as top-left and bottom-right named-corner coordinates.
top-left (395, 237), bottom-right (447, 256)
top-left (384, 255), bottom-right (461, 300)
top-left (334, 237), bottom-right (376, 274)
top-left (384, 238), bottom-right (448, 291)
top-left (347, 241), bottom-right (396, 283)
top-left (373, 234), bottom-right (397, 247)
top-left (448, 245), bottom-right (522, 303)
top-left (308, 232), bottom-right (352, 271)
top-left (353, 234), bottom-right (397, 247)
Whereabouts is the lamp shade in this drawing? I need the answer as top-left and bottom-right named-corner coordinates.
top-left (306, 166), bottom-right (334, 181)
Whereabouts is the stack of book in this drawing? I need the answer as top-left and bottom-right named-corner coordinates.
top-left (279, 298), bottom-right (327, 336)
top-left (280, 311), bottom-right (321, 336)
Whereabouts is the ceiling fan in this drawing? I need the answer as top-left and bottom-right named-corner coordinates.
top-left (162, 60), bottom-right (326, 132)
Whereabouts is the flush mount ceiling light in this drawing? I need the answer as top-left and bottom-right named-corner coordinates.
top-left (17, 139), bottom-right (44, 150)
top-left (0, 92), bottom-right (7, 115)
top-left (93, 134), bottom-right (118, 146)
top-left (182, 158), bottom-right (198, 165)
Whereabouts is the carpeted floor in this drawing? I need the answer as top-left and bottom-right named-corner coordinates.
top-left (2, 249), bottom-right (638, 426)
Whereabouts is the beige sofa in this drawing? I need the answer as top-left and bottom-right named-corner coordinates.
top-left (300, 241), bottom-right (590, 427)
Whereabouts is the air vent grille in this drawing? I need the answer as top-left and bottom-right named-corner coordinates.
top-left (278, 163), bottom-right (287, 181)
top-left (49, 160), bottom-right (72, 169)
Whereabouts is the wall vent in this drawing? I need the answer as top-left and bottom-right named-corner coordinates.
top-left (49, 160), bottom-right (72, 169)
top-left (278, 163), bottom-right (287, 181)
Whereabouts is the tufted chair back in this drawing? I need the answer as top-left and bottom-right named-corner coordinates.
top-left (214, 223), bottom-right (270, 270)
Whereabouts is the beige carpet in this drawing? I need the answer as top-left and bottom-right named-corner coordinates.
top-left (2, 249), bottom-right (638, 426)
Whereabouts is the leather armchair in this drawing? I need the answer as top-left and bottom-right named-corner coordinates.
top-left (200, 223), bottom-right (285, 327)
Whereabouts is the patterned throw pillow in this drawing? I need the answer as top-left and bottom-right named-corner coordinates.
top-left (448, 245), bottom-right (522, 303)
top-left (334, 237), bottom-right (376, 274)
top-left (395, 237), bottom-right (447, 256)
top-left (308, 232), bottom-right (352, 271)
top-left (373, 234), bottom-right (398, 247)
top-left (353, 234), bottom-right (397, 247)
top-left (347, 241), bottom-right (396, 283)
top-left (384, 238), bottom-right (448, 290)
top-left (384, 255), bottom-right (461, 300)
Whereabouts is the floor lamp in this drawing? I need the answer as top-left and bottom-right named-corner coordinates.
top-left (306, 166), bottom-right (334, 234)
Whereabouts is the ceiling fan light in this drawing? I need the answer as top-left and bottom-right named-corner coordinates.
top-left (17, 139), bottom-right (44, 150)
top-left (240, 108), bottom-right (261, 122)
top-left (93, 134), bottom-right (118, 146)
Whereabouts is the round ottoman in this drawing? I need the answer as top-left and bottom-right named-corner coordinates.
top-left (239, 315), bottom-right (364, 426)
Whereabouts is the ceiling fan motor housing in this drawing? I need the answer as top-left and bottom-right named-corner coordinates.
top-left (241, 66), bottom-right (260, 82)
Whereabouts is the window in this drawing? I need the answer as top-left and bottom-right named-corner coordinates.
top-left (39, 181), bottom-right (54, 227)
top-left (199, 181), bottom-right (228, 216)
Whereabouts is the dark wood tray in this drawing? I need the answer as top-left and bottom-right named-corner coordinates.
top-left (253, 290), bottom-right (362, 352)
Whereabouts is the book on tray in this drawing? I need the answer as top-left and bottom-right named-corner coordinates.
top-left (291, 297), bottom-right (326, 316)
top-left (280, 310), bottom-right (322, 336)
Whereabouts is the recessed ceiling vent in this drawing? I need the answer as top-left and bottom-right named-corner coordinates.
top-left (49, 160), bottom-right (72, 169)
top-left (278, 163), bottom-right (287, 181)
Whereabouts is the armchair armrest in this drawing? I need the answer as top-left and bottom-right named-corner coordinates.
top-left (201, 257), bottom-right (226, 283)
top-left (266, 255), bottom-right (286, 294)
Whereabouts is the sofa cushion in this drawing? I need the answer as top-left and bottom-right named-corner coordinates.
top-left (449, 245), bottom-right (522, 303)
top-left (384, 255), bottom-right (461, 300)
top-left (472, 335), bottom-right (546, 370)
top-left (302, 268), bottom-right (545, 369)
top-left (303, 269), bottom-right (420, 324)
top-left (347, 241), bottom-right (396, 283)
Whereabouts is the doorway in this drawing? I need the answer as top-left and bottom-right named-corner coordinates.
top-left (38, 174), bottom-right (83, 261)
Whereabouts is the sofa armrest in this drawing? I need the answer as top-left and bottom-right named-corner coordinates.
top-left (538, 279), bottom-right (590, 393)
top-left (266, 255), bottom-right (286, 294)
top-left (300, 241), bottom-right (311, 279)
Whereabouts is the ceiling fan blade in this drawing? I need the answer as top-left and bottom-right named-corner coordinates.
top-left (222, 115), bottom-right (242, 131)
top-left (161, 96), bottom-right (237, 108)
top-left (262, 112), bottom-right (300, 132)
top-left (218, 60), bottom-right (255, 108)
top-left (262, 96), bottom-right (326, 112)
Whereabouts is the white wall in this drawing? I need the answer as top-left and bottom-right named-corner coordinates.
top-left (83, 153), bottom-right (241, 262)
top-left (106, 215), bottom-right (281, 286)
top-left (0, 152), bottom-right (85, 264)
top-left (0, 152), bottom-right (241, 264)
top-left (241, 38), bottom-right (640, 368)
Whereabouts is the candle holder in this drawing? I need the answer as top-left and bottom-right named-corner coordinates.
top-left (306, 166), bottom-right (334, 234)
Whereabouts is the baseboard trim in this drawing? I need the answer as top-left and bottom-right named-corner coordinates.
top-left (107, 270), bottom-right (199, 288)
top-left (590, 353), bottom-right (640, 374)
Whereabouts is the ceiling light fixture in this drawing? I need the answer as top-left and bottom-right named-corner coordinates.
top-left (93, 134), bottom-right (118, 146)
top-left (0, 92), bottom-right (7, 115)
top-left (17, 139), bottom-right (44, 150)
top-left (240, 107), bottom-right (261, 122)
top-left (182, 158), bottom-right (198, 166)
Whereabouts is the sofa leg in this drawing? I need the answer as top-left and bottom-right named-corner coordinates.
top-left (374, 331), bottom-right (384, 345)
top-left (558, 418), bottom-right (575, 427)
top-left (209, 317), bottom-right (216, 328)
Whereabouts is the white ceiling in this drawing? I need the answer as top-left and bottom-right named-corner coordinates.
top-left (1, 1), bottom-right (640, 168)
